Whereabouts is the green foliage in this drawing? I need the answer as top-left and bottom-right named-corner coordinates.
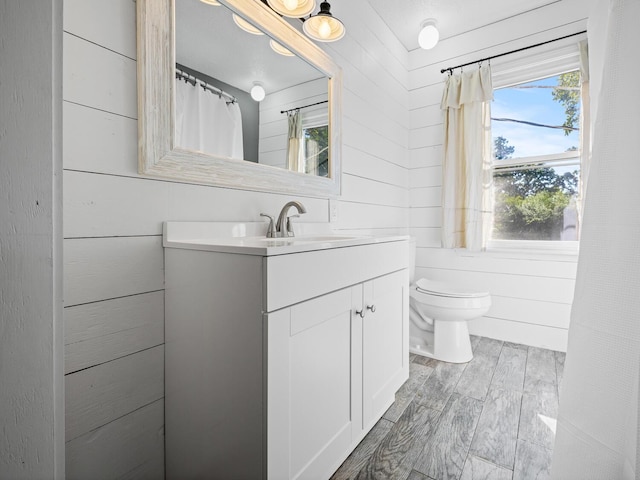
top-left (495, 188), bottom-right (572, 240)
top-left (551, 71), bottom-right (581, 136)
top-left (492, 135), bottom-right (579, 240)
top-left (304, 125), bottom-right (329, 177)
top-left (493, 169), bottom-right (578, 240)
top-left (494, 136), bottom-right (515, 160)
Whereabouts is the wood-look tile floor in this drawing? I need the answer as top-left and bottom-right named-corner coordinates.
top-left (331, 336), bottom-right (565, 480)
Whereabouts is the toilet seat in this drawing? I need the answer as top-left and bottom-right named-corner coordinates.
top-left (415, 278), bottom-right (489, 299)
top-left (410, 287), bottom-right (491, 312)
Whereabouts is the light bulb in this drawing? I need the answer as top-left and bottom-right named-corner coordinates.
top-left (250, 83), bottom-right (266, 102)
top-left (267, 0), bottom-right (315, 18)
top-left (418, 20), bottom-right (439, 50)
top-left (283, 0), bottom-right (298, 11)
top-left (318, 18), bottom-right (332, 39)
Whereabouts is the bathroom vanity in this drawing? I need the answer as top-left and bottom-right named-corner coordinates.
top-left (163, 222), bottom-right (409, 479)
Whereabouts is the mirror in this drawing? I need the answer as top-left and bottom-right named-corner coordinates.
top-left (137, 0), bottom-right (342, 197)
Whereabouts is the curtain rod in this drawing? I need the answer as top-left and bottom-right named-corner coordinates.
top-left (175, 68), bottom-right (237, 104)
top-left (440, 30), bottom-right (587, 74)
top-left (281, 100), bottom-right (328, 114)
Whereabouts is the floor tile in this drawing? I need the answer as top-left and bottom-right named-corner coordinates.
top-left (491, 345), bottom-right (527, 392)
top-left (406, 470), bottom-right (431, 480)
top-left (460, 455), bottom-right (512, 480)
top-left (357, 402), bottom-right (441, 480)
top-left (333, 340), bottom-right (562, 480)
top-left (455, 337), bottom-right (502, 400)
top-left (524, 347), bottom-right (557, 393)
top-left (412, 393), bottom-right (484, 480)
top-left (518, 381), bottom-right (558, 450)
top-left (513, 439), bottom-right (553, 480)
top-left (469, 387), bottom-right (522, 468)
top-left (384, 363), bottom-right (434, 423)
top-left (412, 354), bottom-right (439, 368)
top-left (414, 361), bottom-right (467, 411)
top-left (331, 419), bottom-right (394, 480)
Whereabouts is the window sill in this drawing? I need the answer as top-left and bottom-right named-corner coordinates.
top-left (456, 240), bottom-right (579, 262)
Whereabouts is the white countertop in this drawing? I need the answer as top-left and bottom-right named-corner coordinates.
top-left (163, 221), bottom-right (408, 256)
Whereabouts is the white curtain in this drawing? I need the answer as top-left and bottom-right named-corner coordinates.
top-left (440, 65), bottom-right (494, 251)
top-left (175, 78), bottom-right (244, 159)
top-left (551, 0), bottom-right (640, 478)
top-left (286, 110), bottom-right (303, 173)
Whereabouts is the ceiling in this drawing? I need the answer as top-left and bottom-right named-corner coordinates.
top-left (176, 0), bottom-right (564, 95)
top-left (367, 0), bottom-right (558, 51)
top-left (176, 0), bottom-right (324, 95)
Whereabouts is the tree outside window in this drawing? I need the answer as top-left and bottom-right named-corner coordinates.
top-left (491, 71), bottom-right (582, 242)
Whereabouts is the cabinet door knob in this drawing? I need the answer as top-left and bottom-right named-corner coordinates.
top-left (367, 304), bottom-right (376, 313)
top-left (355, 309), bottom-right (366, 319)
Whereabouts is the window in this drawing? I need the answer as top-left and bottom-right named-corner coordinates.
top-left (489, 46), bottom-right (586, 249)
top-left (301, 107), bottom-right (329, 177)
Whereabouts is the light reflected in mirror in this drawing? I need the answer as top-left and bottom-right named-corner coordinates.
top-left (175, 0), bottom-right (330, 177)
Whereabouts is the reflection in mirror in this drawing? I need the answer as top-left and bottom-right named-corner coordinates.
top-left (175, 0), bottom-right (329, 177)
top-left (137, 0), bottom-right (342, 197)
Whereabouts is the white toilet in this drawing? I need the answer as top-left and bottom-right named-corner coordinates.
top-left (409, 240), bottom-right (491, 363)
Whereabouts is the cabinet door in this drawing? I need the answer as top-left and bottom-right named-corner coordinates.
top-left (267, 285), bottom-right (360, 480)
top-left (361, 270), bottom-right (409, 429)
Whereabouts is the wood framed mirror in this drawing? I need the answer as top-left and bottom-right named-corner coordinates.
top-left (137, 0), bottom-right (342, 197)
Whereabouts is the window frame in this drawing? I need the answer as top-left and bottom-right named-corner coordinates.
top-left (486, 42), bottom-right (587, 255)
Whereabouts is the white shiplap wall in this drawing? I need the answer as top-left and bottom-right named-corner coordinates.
top-left (408, 0), bottom-right (593, 351)
top-left (62, 0), bottom-right (409, 476)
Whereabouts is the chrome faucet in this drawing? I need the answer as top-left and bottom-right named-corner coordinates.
top-left (275, 201), bottom-right (307, 237)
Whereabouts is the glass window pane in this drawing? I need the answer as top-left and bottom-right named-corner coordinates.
top-left (492, 164), bottom-right (580, 241)
top-left (303, 126), bottom-right (329, 177)
top-left (492, 71), bottom-right (582, 159)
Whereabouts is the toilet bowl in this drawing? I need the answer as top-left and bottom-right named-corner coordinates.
top-left (408, 238), bottom-right (491, 363)
top-left (409, 279), bottom-right (491, 363)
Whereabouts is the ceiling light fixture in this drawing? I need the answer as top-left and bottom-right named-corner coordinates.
top-left (303, 1), bottom-right (345, 42)
top-left (199, 0), bottom-right (221, 5)
top-left (232, 13), bottom-right (264, 35)
top-left (418, 19), bottom-right (439, 50)
top-left (270, 39), bottom-right (295, 57)
top-left (250, 82), bottom-right (266, 102)
top-left (266, 0), bottom-right (316, 18)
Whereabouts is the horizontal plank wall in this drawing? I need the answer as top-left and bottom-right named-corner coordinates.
top-left (62, 0), bottom-right (410, 477)
top-left (407, 0), bottom-right (592, 351)
top-left (322, 0), bottom-right (410, 236)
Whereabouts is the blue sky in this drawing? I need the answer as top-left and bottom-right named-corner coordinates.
top-left (491, 74), bottom-right (581, 158)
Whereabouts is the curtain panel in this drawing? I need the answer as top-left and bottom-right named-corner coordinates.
top-left (551, 0), bottom-right (640, 478)
top-left (440, 65), bottom-right (494, 251)
top-left (286, 110), bottom-right (303, 173)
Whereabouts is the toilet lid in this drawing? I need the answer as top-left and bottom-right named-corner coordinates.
top-left (415, 278), bottom-right (489, 298)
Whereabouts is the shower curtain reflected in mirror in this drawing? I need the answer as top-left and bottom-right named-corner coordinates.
top-left (175, 78), bottom-right (244, 159)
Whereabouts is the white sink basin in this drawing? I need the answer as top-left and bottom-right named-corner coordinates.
top-left (163, 222), bottom-right (407, 256)
top-left (256, 235), bottom-right (360, 245)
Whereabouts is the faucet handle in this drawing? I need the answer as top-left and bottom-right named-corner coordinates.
top-left (286, 214), bottom-right (300, 237)
top-left (260, 213), bottom-right (276, 238)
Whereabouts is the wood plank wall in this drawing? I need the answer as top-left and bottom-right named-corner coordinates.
top-left (407, 0), bottom-right (592, 351)
top-left (62, 0), bottom-right (409, 476)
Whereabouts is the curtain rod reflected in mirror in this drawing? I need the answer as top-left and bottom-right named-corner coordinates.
top-left (281, 99), bottom-right (328, 115)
